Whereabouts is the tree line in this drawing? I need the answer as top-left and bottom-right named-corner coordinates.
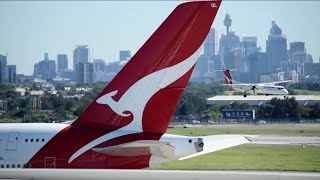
top-left (0, 82), bottom-right (320, 123)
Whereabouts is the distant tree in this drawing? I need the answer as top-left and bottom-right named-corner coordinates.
top-left (65, 100), bottom-right (73, 111)
top-left (310, 103), bottom-right (320, 119)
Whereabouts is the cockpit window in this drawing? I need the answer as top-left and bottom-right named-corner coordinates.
top-left (278, 87), bottom-right (284, 90)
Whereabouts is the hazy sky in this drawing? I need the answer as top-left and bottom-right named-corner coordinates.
top-left (0, 1), bottom-right (319, 75)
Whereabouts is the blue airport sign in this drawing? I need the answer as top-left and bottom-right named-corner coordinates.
top-left (222, 110), bottom-right (255, 120)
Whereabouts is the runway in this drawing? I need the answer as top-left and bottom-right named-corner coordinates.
top-left (248, 135), bottom-right (320, 146)
top-left (0, 169), bottom-right (320, 180)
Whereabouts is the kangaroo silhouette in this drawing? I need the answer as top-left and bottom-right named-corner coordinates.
top-left (68, 46), bottom-right (202, 164)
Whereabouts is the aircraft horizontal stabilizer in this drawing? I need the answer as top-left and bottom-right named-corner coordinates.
top-left (179, 135), bottom-right (250, 160)
top-left (92, 140), bottom-right (175, 159)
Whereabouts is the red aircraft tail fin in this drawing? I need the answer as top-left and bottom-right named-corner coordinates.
top-left (73, 1), bottom-right (221, 134)
top-left (223, 69), bottom-right (233, 85)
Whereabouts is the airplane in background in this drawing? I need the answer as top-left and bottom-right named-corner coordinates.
top-left (0, 1), bottom-right (251, 179)
top-left (223, 69), bottom-right (290, 97)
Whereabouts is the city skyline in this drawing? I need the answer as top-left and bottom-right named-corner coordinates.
top-left (0, 1), bottom-right (319, 75)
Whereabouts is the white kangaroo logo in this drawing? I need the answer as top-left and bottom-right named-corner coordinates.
top-left (68, 45), bottom-right (202, 164)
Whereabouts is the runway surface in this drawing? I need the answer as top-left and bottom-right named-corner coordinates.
top-left (248, 135), bottom-right (320, 146)
top-left (0, 169), bottom-right (320, 180)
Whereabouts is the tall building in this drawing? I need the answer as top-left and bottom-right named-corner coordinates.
top-left (33, 53), bottom-right (56, 80)
top-left (93, 59), bottom-right (106, 72)
top-left (248, 52), bottom-right (269, 83)
top-left (0, 54), bottom-right (7, 84)
top-left (224, 13), bottom-right (232, 35)
top-left (73, 45), bottom-right (89, 70)
top-left (119, 50), bottom-right (131, 61)
top-left (217, 13), bottom-right (240, 79)
top-left (239, 37), bottom-right (260, 75)
top-left (7, 65), bottom-right (16, 84)
top-left (266, 21), bottom-right (288, 73)
top-left (242, 37), bottom-right (259, 57)
top-left (57, 54), bottom-right (68, 73)
top-left (289, 42), bottom-right (309, 63)
top-left (194, 28), bottom-right (217, 80)
top-left (219, 14), bottom-right (240, 56)
top-left (76, 62), bottom-right (93, 84)
top-left (204, 28), bottom-right (216, 58)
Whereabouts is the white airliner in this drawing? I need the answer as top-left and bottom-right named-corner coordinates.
top-left (223, 69), bottom-right (290, 97)
top-left (0, 0), bottom-right (251, 179)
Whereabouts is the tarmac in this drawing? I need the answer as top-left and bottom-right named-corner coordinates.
top-left (0, 169), bottom-right (320, 180)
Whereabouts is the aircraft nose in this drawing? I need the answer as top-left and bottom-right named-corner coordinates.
top-left (284, 89), bottom-right (289, 94)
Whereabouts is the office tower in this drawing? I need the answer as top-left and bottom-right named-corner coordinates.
top-left (266, 21), bottom-right (288, 72)
top-left (119, 50), bottom-right (131, 61)
top-left (289, 42), bottom-right (309, 63)
top-left (7, 65), bottom-right (16, 84)
top-left (93, 59), bottom-right (106, 72)
top-left (204, 28), bottom-right (216, 58)
top-left (242, 37), bottom-right (258, 57)
top-left (60, 69), bottom-right (76, 81)
top-left (0, 54), bottom-right (7, 84)
top-left (73, 45), bottom-right (89, 70)
top-left (57, 54), bottom-right (68, 73)
top-left (33, 53), bottom-right (56, 80)
top-left (76, 62), bottom-right (93, 84)
top-left (194, 28), bottom-right (217, 79)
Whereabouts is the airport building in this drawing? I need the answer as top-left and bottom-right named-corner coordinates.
top-left (207, 95), bottom-right (320, 106)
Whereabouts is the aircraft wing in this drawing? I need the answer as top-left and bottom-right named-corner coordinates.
top-left (222, 84), bottom-right (254, 89)
top-left (260, 80), bottom-right (292, 85)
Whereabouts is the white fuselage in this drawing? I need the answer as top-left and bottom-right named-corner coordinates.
top-left (232, 84), bottom-right (289, 95)
top-left (0, 123), bottom-right (201, 169)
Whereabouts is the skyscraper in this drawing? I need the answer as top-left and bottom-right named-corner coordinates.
top-left (195, 28), bottom-right (217, 78)
top-left (33, 53), bottom-right (56, 80)
top-left (266, 21), bottom-right (288, 73)
top-left (0, 54), bottom-right (7, 84)
top-left (73, 45), bottom-right (89, 70)
top-left (57, 54), bottom-right (68, 73)
top-left (242, 37), bottom-right (258, 57)
top-left (93, 59), bottom-right (106, 72)
top-left (7, 65), bottom-right (16, 84)
top-left (119, 50), bottom-right (131, 61)
top-left (76, 62), bottom-right (93, 84)
top-left (204, 28), bottom-right (216, 58)
top-left (289, 42), bottom-right (309, 63)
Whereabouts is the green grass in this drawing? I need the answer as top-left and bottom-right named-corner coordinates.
top-left (293, 89), bottom-right (320, 95)
top-left (166, 127), bottom-right (320, 136)
top-left (224, 90), bottom-right (236, 95)
top-left (153, 144), bottom-right (320, 172)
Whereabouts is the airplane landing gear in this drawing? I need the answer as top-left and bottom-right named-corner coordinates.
top-left (244, 92), bottom-right (247, 97)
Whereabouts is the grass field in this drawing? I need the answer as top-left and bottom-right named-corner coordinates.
top-left (166, 127), bottom-right (320, 136)
top-left (293, 89), bottom-right (320, 95)
top-left (224, 90), bottom-right (236, 95)
top-left (153, 144), bottom-right (320, 172)
top-left (156, 127), bottom-right (320, 171)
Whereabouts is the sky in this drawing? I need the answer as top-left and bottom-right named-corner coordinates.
top-left (0, 1), bottom-right (319, 75)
